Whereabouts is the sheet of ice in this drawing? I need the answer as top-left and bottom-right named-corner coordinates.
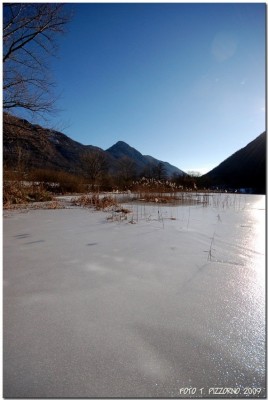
top-left (3, 194), bottom-right (266, 398)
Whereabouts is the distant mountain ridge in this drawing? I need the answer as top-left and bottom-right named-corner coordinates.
top-left (3, 113), bottom-right (266, 193)
top-left (106, 141), bottom-right (185, 177)
top-left (3, 112), bottom-right (100, 173)
top-left (3, 113), bottom-right (185, 178)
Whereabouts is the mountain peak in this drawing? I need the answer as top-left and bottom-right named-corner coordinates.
top-left (107, 140), bottom-right (136, 152)
top-left (114, 140), bottom-right (129, 146)
top-left (106, 140), bottom-right (185, 177)
top-left (106, 141), bottom-right (144, 161)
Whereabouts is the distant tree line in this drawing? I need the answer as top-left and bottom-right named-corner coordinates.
top-left (78, 149), bottom-right (203, 191)
top-left (4, 141), bottom-right (205, 193)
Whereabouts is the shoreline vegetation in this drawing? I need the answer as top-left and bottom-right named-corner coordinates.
top-left (3, 173), bottom-right (253, 211)
top-left (4, 181), bottom-right (248, 211)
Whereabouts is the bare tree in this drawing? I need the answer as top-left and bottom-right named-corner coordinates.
top-left (116, 156), bottom-right (137, 187)
top-left (81, 149), bottom-right (109, 189)
top-left (141, 162), bottom-right (155, 179)
top-left (153, 162), bottom-right (167, 180)
top-left (3, 3), bottom-right (70, 115)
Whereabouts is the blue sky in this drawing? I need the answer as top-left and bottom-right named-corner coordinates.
top-left (35, 3), bottom-right (267, 174)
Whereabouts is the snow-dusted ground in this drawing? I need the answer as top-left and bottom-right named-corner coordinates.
top-left (3, 194), bottom-right (266, 398)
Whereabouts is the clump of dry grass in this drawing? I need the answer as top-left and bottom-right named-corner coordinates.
top-left (72, 194), bottom-right (119, 210)
top-left (138, 193), bottom-right (176, 204)
top-left (46, 200), bottom-right (63, 209)
top-left (3, 181), bottom-right (53, 208)
top-left (106, 207), bottom-right (132, 222)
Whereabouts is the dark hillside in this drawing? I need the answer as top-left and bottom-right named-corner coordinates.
top-left (202, 132), bottom-right (266, 193)
top-left (3, 113), bottom-right (108, 174)
top-left (3, 113), bottom-right (184, 178)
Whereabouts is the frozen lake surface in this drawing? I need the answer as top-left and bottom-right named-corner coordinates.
top-left (3, 194), bottom-right (266, 398)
